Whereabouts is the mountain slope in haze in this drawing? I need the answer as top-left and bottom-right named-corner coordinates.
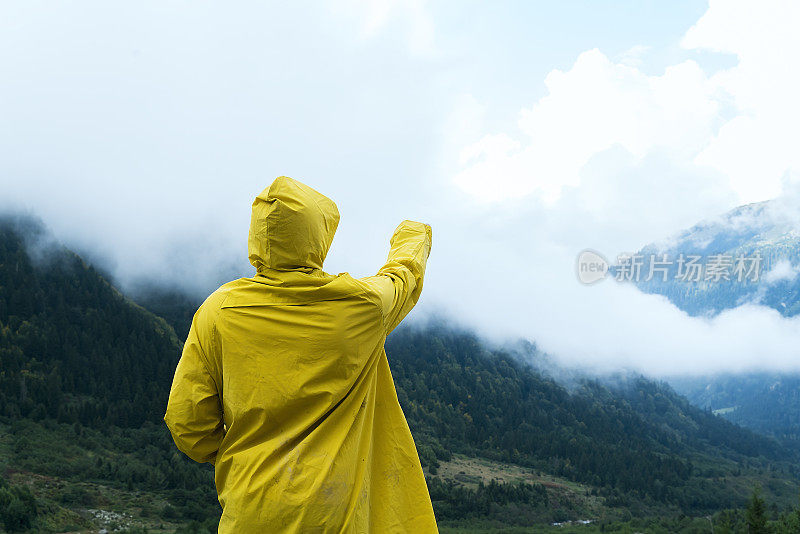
top-left (0, 215), bottom-right (180, 428)
top-left (670, 372), bottom-right (800, 446)
top-left (626, 200), bottom-right (800, 445)
top-left (130, 283), bottom-right (200, 342)
top-left (633, 199), bottom-right (800, 317)
top-left (2, 214), bottom-right (799, 531)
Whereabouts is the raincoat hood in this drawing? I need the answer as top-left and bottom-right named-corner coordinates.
top-left (248, 176), bottom-right (340, 272)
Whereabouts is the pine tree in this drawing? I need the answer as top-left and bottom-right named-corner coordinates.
top-left (746, 485), bottom-right (769, 534)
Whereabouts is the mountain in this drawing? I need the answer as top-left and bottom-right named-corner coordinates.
top-left (1, 214), bottom-right (799, 532)
top-left (632, 199), bottom-right (800, 317)
top-left (625, 200), bottom-right (800, 446)
top-left (0, 215), bottom-right (180, 428)
top-left (670, 372), bottom-right (800, 446)
top-left (387, 327), bottom-right (797, 510)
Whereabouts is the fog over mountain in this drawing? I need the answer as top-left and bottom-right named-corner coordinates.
top-left (3, 1), bottom-right (800, 375)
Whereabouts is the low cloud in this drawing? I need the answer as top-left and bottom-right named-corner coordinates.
top-left (3, 1), bottom-right (800, 376)
top-left (763, 260), bottom-right (799, 285)
top-left (437, 0), bottom-right (800, 375)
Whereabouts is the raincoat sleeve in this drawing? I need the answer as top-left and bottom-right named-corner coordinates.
top-left (363, 220), bottom-right (432, 335)
top-left (164, 306), bottom-right (224, 465)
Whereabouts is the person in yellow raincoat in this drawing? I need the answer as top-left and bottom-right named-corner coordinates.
top-left (164, 176), bottom-right (437, 533)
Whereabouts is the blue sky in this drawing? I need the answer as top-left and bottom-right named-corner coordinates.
top-left (2, 1), bottom-right (800, 374)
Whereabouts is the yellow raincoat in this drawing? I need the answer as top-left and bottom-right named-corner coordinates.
top-left (164, 176), bottom-right (437, 533)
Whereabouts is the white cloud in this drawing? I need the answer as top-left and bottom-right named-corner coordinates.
top-left (440, 1), bottom-right (800, 375)
top-left (4, 0), bottom-right (800, 376)
top-left (0, 1), bottom-right (444, 295)
top-left (684, 0), bottom-right (800, 203)
top-left (454, 0), bottom-right (800, 206)
top-left (763, 259), bottom-right (798, 284)
top-left (616, 45), bottom-right (651, 68)
top-left (330, 0), bottom-right (435, 55)
top-left (453, 49), bottom-right (719, 202)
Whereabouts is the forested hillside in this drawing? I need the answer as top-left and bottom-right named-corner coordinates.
top-left (386, 326), bottom-right (796, 515)
top-left (0, 216), bottom-right (180, 427)
top-left (671, 372), bottom-right (800, 446)
top-left (1, 215), bottom-right (799, 532)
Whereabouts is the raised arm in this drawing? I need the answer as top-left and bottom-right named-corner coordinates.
top-left (164, 307), bottom-right (224, 464)
top-left (362, 220), bottom-right (432, 335)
